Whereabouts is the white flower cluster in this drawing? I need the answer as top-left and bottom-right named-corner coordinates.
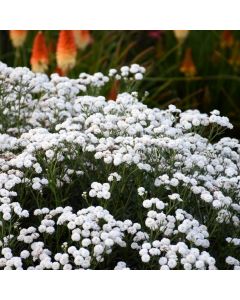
top-left (108, 172), bottom-right (121, 182)
top-left (138, 240), bottom-right (216, 270)
top-left (225, 256), bottom-right (240, 270)
top-left (0, 62), bottom-right (145, 135)
top-left (89, 182), bottom-right (111, 200)
top-left (109, 64), bottom-right (146, 81)
top-left (0, 62), bottom-right (239, 269)
top-left (79, 72), bottom-right (109, 88)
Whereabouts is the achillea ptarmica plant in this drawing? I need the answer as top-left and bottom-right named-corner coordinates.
top-left (0, 61), bottom-right (239, 270)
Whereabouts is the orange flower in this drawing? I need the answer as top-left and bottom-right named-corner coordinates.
top-left (173, 30), bottom-right (189, 43)
top-left (9, 30), bottom-right (27, 48)
top-left (220, 30), bottom-right (234, 49)
top-left (180, 48), bottom-right (197, 77)
top-left (108, 81), bottom-right (120, 101)
top-left (30, 32), bottom-right (49, 73)
top-left (73, 30), bottom-right (92, 50)
top-left (56, 30), bottom-right (77, 73)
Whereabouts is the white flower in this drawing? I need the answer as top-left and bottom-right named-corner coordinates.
top-left (168, 259), bottom-right (177, 269)
top-left (3, 213), bottom-right (11, 221)
top-left (45, 149), bottom-right (54, 159)
top-left (201, 192), bottom-right (213, 203)
top-left (60, 254), bottom-right (69, 265)
top-left (135, 73), bottom-right (143, 80)
top-left (94, 245), bottom-right (104, 256)
top-left (141, 254), bottom-right (150, 263)
top-left (138, 187), bottom-right (146, 196)
top-left (52, 262), bottom-right (60, 270)
top-left (195, 260), bottom-right (205, 269)
top-left (143, 200), bottom-right (152, 209)
top-left (32, 182), bottom-right (41, 190)
top-left (20, 250), bottom-right (30, 259)
top-left (156, 200), bottom-right (165, 210)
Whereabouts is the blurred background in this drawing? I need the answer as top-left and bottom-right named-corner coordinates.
top-left (0, 30), bottom-right (239, 137)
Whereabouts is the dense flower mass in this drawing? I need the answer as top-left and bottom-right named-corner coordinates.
top-left (0, 61), bottom-right (239, 270)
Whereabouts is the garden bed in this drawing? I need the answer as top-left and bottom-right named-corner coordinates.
top-left (0, 62), bottom-right (239, 270)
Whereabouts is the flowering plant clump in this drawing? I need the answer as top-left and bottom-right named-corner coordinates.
top-left (0, 61), bottom-right (239, 270)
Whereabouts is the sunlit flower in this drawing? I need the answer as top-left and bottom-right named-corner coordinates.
top-left (30, 32), bottom-right (49, 73)
top-left (220, 30), bottom-right (234, 49)
top-left (180, 48), bottom-right (197, 76)
top-left (173, 30), bottom-right (189, 43)
top-left (9, 30), bottom-right (27, 48)
top-left (73, 30), bottom-right (92, 50)
top-left (56, 30), bottom-right (77, 73)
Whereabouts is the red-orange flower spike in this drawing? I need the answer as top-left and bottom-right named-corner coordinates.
top-left (220, 30), bottom-right (234, 49)
top-left (56, 30), bottom-right (77, 74)
top-left (73, 30), bottom-right (92, 50)
top-left (9, 30), bottom-right (27, 48)
top-left (180, 48), bottom-right (197, 77)
top-left (173, 30), bottom-right (189, 44)
top-left (30, 32), bottom-right (49, 73)
top-left (108, 81), bottom-right (120, 101)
